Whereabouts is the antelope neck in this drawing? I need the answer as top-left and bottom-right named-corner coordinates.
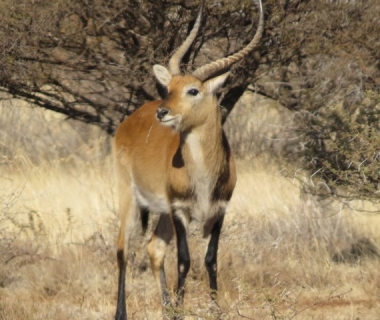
top-left (180, 119), bottom-right (225, 178)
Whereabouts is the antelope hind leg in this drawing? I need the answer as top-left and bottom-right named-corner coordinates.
top-left (147, 214), bottom-right (175, 316)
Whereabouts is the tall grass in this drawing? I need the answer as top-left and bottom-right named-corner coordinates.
top-left (0, 101), bottom-right (379, 319)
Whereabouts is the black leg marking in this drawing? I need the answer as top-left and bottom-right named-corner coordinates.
top-left (205, 215), bottom-right (225, 300)
top-left (173, 217), bottom-right (190, 309)
top-left (140, 207), bottom-right (149, 234)
top-left (115, 249), bottom-right (127, 320)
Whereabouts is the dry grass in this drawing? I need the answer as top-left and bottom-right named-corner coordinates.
top-left (1, 102), bottom-right (380, 319)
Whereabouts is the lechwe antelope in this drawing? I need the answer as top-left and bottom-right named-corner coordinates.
top-left (113, 0), bottom-right (264, 318)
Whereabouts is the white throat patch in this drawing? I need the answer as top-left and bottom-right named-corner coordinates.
top-left (186, 132), bottom-right (213, 221)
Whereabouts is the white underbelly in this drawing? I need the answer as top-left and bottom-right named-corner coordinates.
top-left (133, 185), bottom-right (171, 214)
top-left (172, 199), bottom-right (228, 223)
top-left (132, 181), bottom-right (228, 233)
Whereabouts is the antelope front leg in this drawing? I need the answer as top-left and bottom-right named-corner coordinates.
top-left (115, 196), bottom-right (138, 320)
top-left (173, 215), bottom-right (190, 320)
top-left (205, 213), bottom-right (225, 300)
top-left (115, 247), bottom-right (127, 320)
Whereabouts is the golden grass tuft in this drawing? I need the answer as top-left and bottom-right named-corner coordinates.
top-left (1, 102), bottom-right (380, 319)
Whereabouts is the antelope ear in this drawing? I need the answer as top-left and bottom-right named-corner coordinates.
top-left (153, 65), bottom-right (172, 87)
top-left (203, 72), bottom-right (229, 93)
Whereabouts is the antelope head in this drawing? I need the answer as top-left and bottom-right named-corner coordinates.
top-left (153, 0), bottom-right (264, 133)
top-left (154, 69), bottom-right (229, 132)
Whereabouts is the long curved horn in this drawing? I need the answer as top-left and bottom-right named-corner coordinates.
top-left (192, 0), bottom-right (264, 81)
top-left (168, 0), bottom-right (204, 75)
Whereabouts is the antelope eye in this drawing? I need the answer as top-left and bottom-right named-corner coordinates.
top-left (187, 88), bottom-right (199, 96)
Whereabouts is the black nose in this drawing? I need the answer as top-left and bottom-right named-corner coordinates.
top-left (156, 108), bottom-right (169, 120)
